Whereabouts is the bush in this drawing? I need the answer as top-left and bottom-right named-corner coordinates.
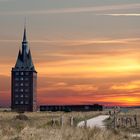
top-left (15, 114), bottom-right (29, 121)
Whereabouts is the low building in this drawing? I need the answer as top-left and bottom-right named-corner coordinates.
top-left (40, 104), bottom-right (103, 112)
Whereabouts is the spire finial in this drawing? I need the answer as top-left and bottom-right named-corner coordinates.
top-left (23, 17), bottom-right (27, 42)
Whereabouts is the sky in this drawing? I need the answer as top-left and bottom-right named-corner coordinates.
top-left (0, 0), bottom-right (140, 107)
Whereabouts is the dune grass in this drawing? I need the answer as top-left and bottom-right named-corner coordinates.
top-left (105, 109), bottom-right (140, 134)
top-left (0, 110), bottom-right (139, 140)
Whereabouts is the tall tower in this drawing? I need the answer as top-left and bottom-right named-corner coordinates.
top-left (11, 26), bottom-right (37, 112)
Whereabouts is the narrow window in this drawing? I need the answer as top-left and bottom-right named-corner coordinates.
top-left (20, 89), bottom-right (23, 92)
top-left (15, 94), bottom-right (19, 98)
top-left (20, 101), bottom-right (23, 104)
top-left (15, 72), bottom-right (19, 76)
top-left (15, 89), bottom-right (18, 92)
top-left (25, 101), bottom-right (29, 104)
top-left (15, 83), bottom-right (19, 86)
top-left (15, 101), bottom-right (18, 104)
top-left (25, 94), bottom-right (29, 98)
top-left (21, 72), bottom-right (24, 75)
top-left (20, 94), bottom-right (23, 98)
top-left (20, 83), bottom-right (24, 86)
top-left (20, 77), bottom-right (24, 81)
top-left (15, 78), bottom-right (19, 81)
top-left (25, 72), bottom-right (29, 75)
top-left (25, 89), bottom-right (29, 92)
top-left (25, 83), bottom-right (29, 86)
top-left (25, 78), bottom-right (29, 81)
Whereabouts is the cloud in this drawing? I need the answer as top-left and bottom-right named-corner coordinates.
top-left (38, 83), bottom-right (98, 92)
top-left (111, 80), bottom-right (140, 91)
top-left (100, 13), bottom-right (140, 17)
top-left (0, 3), bottom-right (140, 15)
top-left (0, 0), bottom-right (6, 1)
top-left (1, 37), bottom-right (140, 44)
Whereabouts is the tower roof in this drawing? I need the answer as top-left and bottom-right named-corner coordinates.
top-left (14, 26), bottom-right (36, 71)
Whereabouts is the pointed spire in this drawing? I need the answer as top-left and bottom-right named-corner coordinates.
top-left (22, 19), bottom-right (29, 54)
top-left (23, 18), bottom-right (27, 42)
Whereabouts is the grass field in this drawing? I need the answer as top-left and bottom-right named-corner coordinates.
top-left (0, 109), bottom-right (139, 140)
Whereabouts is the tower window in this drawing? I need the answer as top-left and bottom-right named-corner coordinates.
top-left (15, 83), bottom-right (19, 86)
top-left (25, 89), bottom-right (29, 92)
top-left (21, 72), bottom-right (24, 75)
top-left (25, 101), bottom-right (29, 104)
top-left (15, 78), bottom-right (19, 81)
top-left (25, 72), bottom-right (29, 75)
top-left (20, 89), bottom-right (23, 92)
top-left (25, 78), bottom-right (29, 81)
top-left (15, 94), bottom-right (19, 98)
top-left (25, 94), bottom-right (29, 98)
top-left (15, 101), bottom-right (18, 104)
top-left (20, 94), bottom-right (23, 98)
top-left (15, 72), bottom-right (19, 75)
top-left (20, 77), bottom-right (24, 81)
top-left (15, 89), bottom-right (18, 92)
top-left (20, 101), bottom-right (23, 104)
top-left (20, 83), bottom-right (24, 86)
top-left (25, 83), bottom-right (29, 86)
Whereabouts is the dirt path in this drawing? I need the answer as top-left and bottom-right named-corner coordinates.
top-left (77, 115), bottom-right (109, 128)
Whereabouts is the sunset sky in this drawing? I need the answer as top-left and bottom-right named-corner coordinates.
top-left (0, 0), bottom-right (140, 107)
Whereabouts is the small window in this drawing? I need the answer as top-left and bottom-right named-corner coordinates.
top-left (25, 101), bottom-right (29, 104)
top-left (20, 101), bottom-right (23, 104)
top-left (25, 72), bottom-right (29, 75)
top-left (15, 89), bottom-right (18, 92)
top-left (20, 89), bottom-right (23, 92)
top-left (15, 72), bottom-right (19, 76)
top-left (15, 83), bottom-right (19, 86)
top-left (25, 83), bottom-right (29, 86)
top-left (20, 83), bottom-right (24, 86)
top-left (25, 94), bottom-right (29, 98)
top-left (25, 89), bottom-right (29, 92)
top-left (21, 72), bottom-right (24, 75)
top-left (25, 78), bottom-right (29, 81)
top-left (15, 101), bottom-right (18, 104)
top-left (15, 78), bottom-right (19, 81)
top-left (20, 94), bottom-right (23, 98)
top-left (20, 77), bottom-right (24, 81)
top-left (15, 94), bottom-right (18, 98)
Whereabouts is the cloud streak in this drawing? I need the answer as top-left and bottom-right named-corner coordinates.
top-left (0, 3), bottom-right (140, 15)
top-left (1, 37), bottom-right (140, 44)
top-left (0, 0), bottom-right (7, 1)
top-left (101, 13), bottom-right (140, 17)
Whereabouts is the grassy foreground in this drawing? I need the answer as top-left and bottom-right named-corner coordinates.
top-left (0, 110), bottom-right (139, 140)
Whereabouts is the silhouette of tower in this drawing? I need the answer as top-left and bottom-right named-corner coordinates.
top-left (11, 25), bottom-right (37, 112)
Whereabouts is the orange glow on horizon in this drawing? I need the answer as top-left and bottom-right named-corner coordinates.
top-left (0, 38), bottom-right (140, 107)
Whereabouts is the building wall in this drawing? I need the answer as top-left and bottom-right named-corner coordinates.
top-left (11, 70), bottom-right (37, 112)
